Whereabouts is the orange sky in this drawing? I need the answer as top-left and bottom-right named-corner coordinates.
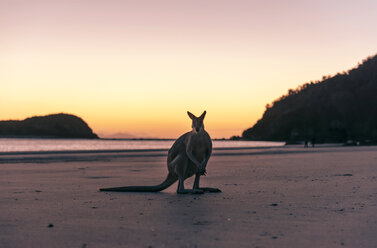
top-left (1, 0), bottom-right (377, 138)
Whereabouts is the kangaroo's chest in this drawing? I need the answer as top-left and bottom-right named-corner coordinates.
top-left (189, 135), bottom-right (210, 159)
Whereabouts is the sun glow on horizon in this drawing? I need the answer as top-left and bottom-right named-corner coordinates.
top-left (1, 1), bottom-right (377, 138)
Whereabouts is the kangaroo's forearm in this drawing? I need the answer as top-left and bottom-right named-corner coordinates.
top-left (186, 150), bottom-right (204, 168)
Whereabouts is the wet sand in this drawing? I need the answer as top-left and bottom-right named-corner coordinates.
top-left (1, 146), bottom-right (376, 248)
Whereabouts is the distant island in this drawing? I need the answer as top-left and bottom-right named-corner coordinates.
top-left (242, 54), bottom-right (377, 144)
top-left (0, 113), bottom-right (99, 139)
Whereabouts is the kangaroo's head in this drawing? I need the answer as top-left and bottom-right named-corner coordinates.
top-left (187, 111), bottom-right (206, 133)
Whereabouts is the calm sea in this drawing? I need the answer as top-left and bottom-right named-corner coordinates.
top-left (0, 138), bottom-right (284, 153)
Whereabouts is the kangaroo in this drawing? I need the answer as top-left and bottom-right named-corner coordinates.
top-left (100, 111), bottom-right (221, 194)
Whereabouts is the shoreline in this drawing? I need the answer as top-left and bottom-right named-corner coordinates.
top-left (0, 138), bottom-right (285, 155)
top-left (0, 145), bottom-right (289, 156)
top-left (0, 145), bottom-right (373, 164)
top-left (0, 143), bottom-right (350, 156)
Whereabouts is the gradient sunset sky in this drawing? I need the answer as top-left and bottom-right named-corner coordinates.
top-left (1, 0), bottom-right (376, 138)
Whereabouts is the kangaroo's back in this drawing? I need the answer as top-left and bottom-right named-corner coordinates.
top-left (167, 132), bottom-right (188, 164)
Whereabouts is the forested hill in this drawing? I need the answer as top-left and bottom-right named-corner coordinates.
top-left (0, 113), bottom-right (99, 139)
top-left (242, 54), bottom-right (377, 143)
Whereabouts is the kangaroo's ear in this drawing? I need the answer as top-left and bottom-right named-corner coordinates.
top-left (187, 111), bottom-right (196, 120)
top-left (200, 110), bottom-right (206, 120)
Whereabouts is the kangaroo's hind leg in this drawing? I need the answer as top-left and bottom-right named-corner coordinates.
top-left (171, 154), bottom-right (203, 194)
top-left (178, 175), bottom-right (204, 194)
top-left (193, 173), bottom-right (221, 193)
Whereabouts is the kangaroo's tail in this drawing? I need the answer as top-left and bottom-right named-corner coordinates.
top-left (99, 172), bottom-right (177, 192)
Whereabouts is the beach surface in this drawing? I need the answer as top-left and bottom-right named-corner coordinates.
top-left (1, 146), bottom-right (376, 248)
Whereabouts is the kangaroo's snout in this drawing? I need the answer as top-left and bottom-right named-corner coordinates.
top-left (196, 128), bottom-right (200, 132)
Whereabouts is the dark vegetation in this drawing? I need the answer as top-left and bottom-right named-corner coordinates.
top-left (242, 54), bottom-right (377, 144)
top-left (0, 113), bottom-right (98, 139)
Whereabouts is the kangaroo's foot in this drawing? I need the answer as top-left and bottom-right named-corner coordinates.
top-left (198, 187), bottom-right (221, 193)
top-left (177, 188), bottom-right (204, 194)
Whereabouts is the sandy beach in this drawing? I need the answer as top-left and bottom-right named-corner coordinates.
top-left (1, 145), bottom-right (376, 248)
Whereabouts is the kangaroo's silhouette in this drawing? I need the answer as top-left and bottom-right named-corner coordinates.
top-left (100, 111), bottom-right (221, 194)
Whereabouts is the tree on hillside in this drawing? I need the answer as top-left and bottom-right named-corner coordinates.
top-left (242, 54), bottom-right (377, 144)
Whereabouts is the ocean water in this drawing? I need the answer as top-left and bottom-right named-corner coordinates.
top-left (0, 138), bottom-right (285, 153)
